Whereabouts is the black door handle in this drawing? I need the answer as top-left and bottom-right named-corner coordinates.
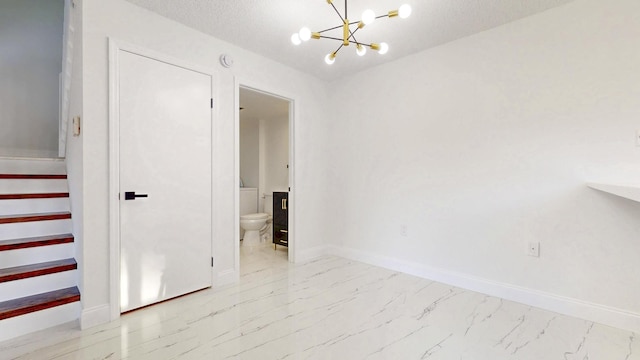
top-left (124, 191), bottom-right (148, 200)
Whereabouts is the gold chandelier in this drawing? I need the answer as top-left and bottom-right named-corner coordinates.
top-left (291, 0), bottom-right (412, 65)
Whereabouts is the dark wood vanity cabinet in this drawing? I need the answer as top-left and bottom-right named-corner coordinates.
top-left (273, 192), bottom-right (288, 248)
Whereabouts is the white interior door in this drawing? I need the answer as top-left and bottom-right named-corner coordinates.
top-left (118, 50), bottom-right (212, 313)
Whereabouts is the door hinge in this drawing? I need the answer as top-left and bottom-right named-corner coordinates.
top-left (211, 257), bottom-right (214, 267)
top-left (210, 98), bottom-right (213, 109)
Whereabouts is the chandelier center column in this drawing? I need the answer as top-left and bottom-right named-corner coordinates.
top-left (343, 19), bottom-right (349, 46)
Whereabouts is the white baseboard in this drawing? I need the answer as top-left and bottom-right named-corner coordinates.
top-left (327, 245), bottom-right (640, 333)
top-left (80, 304), bottom-right (111, 330)
top-left (295, 245), bottom-right (328, 263)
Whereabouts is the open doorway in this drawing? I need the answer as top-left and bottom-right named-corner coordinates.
top-left (238, 86), bottom-right (293, 267)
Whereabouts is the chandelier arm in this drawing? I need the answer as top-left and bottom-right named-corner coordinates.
top-left (318, 24), bottom-right (344, 33)
top-left (315, 36), bottom-right (376, 48)
top-left (333, 43), bottom-right (344, 56)
top-left (318, 19), bottom-right (361, 34)
top-left (328, 1), bottom-right (345, 23)
top-left (317, 35), bottom-right (347, 42)
top-left (347, 26), bottom-right (361, 43)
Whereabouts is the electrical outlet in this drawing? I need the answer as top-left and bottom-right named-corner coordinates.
top-left (527, 242), bottom-right (540, 257)
top-left (400, 225), bottom-right (408, 237)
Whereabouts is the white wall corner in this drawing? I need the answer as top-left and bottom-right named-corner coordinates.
top-left (80, 304), bottom-right (111, 330)
top-left (327, 245), bottom-right (640, 334)
top-left (295, 245), bottom-right (329, 263)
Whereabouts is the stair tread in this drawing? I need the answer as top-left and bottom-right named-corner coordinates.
top-left (0, 192), bottom-right (69, 200)
top-left (0, 258), bottom-right (77, 283)
top-left (0, 174), bottom-right (67, 179)
top-left (0, 212), bottom-right (71, 224)
top-left (0, 211), bottom-right (71, 218)
top-left (0, 234), bottom-right (74, 251)
top-left (0, 287), bottom-right (80, 320)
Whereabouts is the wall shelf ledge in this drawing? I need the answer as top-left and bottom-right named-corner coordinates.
top-left (586, 182), bottom-right (640, 203)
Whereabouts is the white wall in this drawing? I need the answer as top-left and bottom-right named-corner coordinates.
top-left (326, 0), bottom-right (640, 332)
top-left (239, 118), bottom-right (259, 188)
top-left (80, 0), bottom-right (331, 326)
top-left (261, 116), bottom-right (290, 195)
top-left (0, 0), bottom-right (64, 158)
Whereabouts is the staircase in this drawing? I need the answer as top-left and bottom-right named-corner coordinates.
top-left (0, 158), bottom-right (80, 342)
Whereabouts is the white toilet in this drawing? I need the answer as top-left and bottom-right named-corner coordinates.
top-left (240, 213), bottom-right (270, 246)
top-left (240, 188), bottom-right (272, 246)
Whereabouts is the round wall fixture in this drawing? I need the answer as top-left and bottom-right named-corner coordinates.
top-left (219, 54), bottom-right (234, 68)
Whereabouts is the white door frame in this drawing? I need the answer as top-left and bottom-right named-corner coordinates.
top-left (236, 79), bottom-right (297, 265)
top-left (108, 38), bottom-right (217, 320)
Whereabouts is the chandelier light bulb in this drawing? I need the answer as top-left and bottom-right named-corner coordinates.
top-left (356, 44), bottom-right (366, 56)
top-left (325, 53), bottom-right (336, 65)
top-left (378, 42), bottom-right (389, 55)
top-left (299, 27), bottom-right (312, 41)
top-left (361, 9), bottom-right (376, 25)
top-left (291, 33), bottom-right (302, 45)
top-left (398, 4), bottom-right (412, 19)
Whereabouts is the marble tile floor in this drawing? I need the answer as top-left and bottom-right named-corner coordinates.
top-left (1, 243), bottom-right (638, 359)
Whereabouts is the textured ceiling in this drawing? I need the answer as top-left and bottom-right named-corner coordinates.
top-left (125, 0), bottom-right (576, 81)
